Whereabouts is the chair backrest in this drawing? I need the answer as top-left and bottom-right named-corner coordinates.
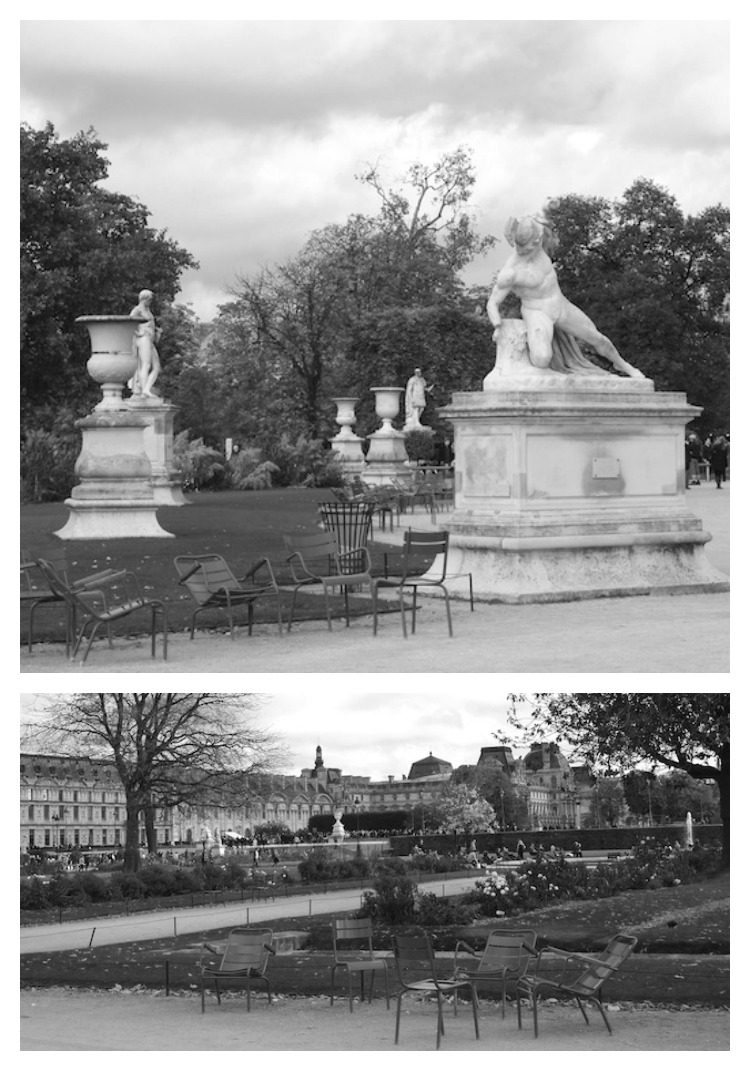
top-left (392, 929), bottom-right (440, 986)
top-left (175, 555), bottom-right (238, 601)
top-left (220, 928), bottom-right (274, 973)
top-left (478, 930), bottom-right (537, 976)
top-left (571, 934), bottom-right (638, 996)
top-left (35, 558), bottom-right (74, 602)
top-left (284, 531), bottom-right (341, 574)
top-left (401, 530), bottom-right (450, 582)
top-left (332, 917), bottom-right (376, 961)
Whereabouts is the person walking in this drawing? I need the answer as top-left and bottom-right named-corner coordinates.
top-left (709, 434), bottom-right (729, 488)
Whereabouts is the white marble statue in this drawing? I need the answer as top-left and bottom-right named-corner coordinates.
top-left (129, 289), bottom-right (162, 397)
top-left (404, 367), bottom-right (434, 428)
top-left (487, 216), bottom-right (644, 378)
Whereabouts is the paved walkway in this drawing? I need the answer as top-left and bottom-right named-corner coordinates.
top-left (20, 876), bottom-right (477, 954)
top-left (20, 988), bottom-right (729, 1050)
top-left (20, 484), bottom-right (729, 673)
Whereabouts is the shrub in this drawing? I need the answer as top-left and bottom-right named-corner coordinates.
top-left (264, 434), bottom-right (344, 487)
top-left (21, 426), bottom-right (79, 502)
top-left (298, 847), bottom-right (371, 884)
top-left (109, 872), bottom-right (146, 900)
top-left (173, 431), bottom-right (226, 490)
top-left (404, 429), bottom-right (436, 462)
top-left (360, 873), bottom-right (417, 924)
top-left (414, 891), bottom-right (475, 927)
top-left (20, 878), bottom-right (49, 910)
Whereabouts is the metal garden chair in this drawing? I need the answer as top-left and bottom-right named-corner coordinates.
top-left (329, 917), bottom-right (391, 1011)
top-left (392, 929), bottom-right (480, 1049)
top-left (174, 554), bottom-right (282, 640)
top-left (283, 531), bottom-right (376, 631)
top-left (517, 933), bottom-right (638, 1037)
top-left (373, 529), bottom-right (454, 637)
top-left (35, 558), bottom-right (168, 664)
top-left (199, 928), bottom-right (276, 1012)
top-left (454, 928), bottom-right (537, 1025)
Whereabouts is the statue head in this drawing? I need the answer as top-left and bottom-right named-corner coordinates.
top-left (504, 215), bottom-right (559, 257)
top-left (138, 289), bottom-right (154, 305)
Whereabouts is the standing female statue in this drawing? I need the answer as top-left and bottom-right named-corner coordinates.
top-left (129, 289), bottom-right (161, 397)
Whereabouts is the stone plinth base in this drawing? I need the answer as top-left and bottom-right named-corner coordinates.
top-left (55, 499), bottom-right (175, 540)
top-left (440, 376), bottom-right (728, 602)
top-left (331, 433), bottom-right (366, 477)
top-left (128, 397), bottom-right (187, 506)
top-left (55, 410), bottom-right (174, 539)
top-left (365, 427), bottom-right (410, 485)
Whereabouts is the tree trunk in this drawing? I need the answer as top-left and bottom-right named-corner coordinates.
top-left (143, 800), bottom-right (157, 854)
top-left (123, 801), bottom-right (142, 873)
top-left (717, 742), bottom-right (730, 867)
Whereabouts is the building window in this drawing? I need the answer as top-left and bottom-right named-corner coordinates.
top-left (114, 829), bottom-right (121, 845)
top-left (101, 807), bottom-right (107, 820)
top-left (43, 805), bottom-right (49, 820)
top-left (88, 829), bottom-right (94, 845)
top-left (73, 791), bottom-right (79, 802)
top-left (44, 829), bottom-right (50, 846)
top-left (28, 805), bottom-right (34, 820)
top-left (74, 830), bottom-right (80, 845)
top-left (28, 830), bottom-right (35, 847)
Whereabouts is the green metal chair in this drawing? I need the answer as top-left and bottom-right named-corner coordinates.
top-left (517, 933), bottom-right (638, 1037)
top-left (330, 917), bottom-right (391, 1011)
top-left (392, 928), bottom-right (480, 1049)
top-left (175, 554), bottom-right (283, 640)
top-left (454, 928), bottom-right (537, 1025)
top-left (200, 928), bottom-right (276, 1012)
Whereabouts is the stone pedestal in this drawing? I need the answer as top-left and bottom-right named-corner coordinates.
top-left (439, 324), bottom-right (728, 602)
top-left (365, 386), bottom-right (411, 485)
top-left (128, 396), bottom-right (187, 506)
top-left (330, 396), bottom-right (366, 476)
top-left (55, 410), bottom-right (175, 539)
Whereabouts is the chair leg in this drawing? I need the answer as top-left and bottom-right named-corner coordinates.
top-left (398, 589), bottom-right (408, 639)
top-left (395, 993), bottom-right (402, 1044)
top-left (441, 584), bottom-right (453, 637)
top-left (79, 620), bottom-right (103, 664)
top-left (411, 586), bottom-right (417, 634)
top-left (593, 998), bottom-right (612, 1034)
top-left (576, 995), bottom-right (591, 1026)
top-left (436, 992), bottom-right (444, 1049)
top-left (470, 984), bottom-right (480, 1039)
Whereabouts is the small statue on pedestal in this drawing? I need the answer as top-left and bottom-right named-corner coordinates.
top-left (129, 289), bottom-right (162, 398)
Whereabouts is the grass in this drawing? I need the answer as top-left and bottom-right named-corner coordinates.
top-left (21, 488), bottom-right (423, 642)
top-left (20, 872), bottom-right (729, 1005)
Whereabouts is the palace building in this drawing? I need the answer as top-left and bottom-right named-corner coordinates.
top-left (20, 742), bottom-right (592, 851)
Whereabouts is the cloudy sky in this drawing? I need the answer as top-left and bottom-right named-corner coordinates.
top-left (21, 689), bottom-right (536, 782)
top-left (19, 14), bottom-right (729, 321)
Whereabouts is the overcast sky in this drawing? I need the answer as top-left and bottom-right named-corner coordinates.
top-left (19, 14), bottom-right (729, 321)
top-left (21, 689), bottom-right (537, 782)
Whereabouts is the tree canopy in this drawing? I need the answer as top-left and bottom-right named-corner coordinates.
top-left (544, 180), bottom-right (729, 432)
top-left (21, 122), bottom-right (198, 417)
top-left (507, 693), bottom-right (729, 863)
top-left (24, 693), bottom-right (280, 871)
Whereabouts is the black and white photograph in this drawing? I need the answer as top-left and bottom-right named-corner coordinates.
top-left (17, 7), bottom-right (732, 1057)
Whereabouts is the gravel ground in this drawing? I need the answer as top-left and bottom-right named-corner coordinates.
top-left (20, 986), bottom-right (730, 1051)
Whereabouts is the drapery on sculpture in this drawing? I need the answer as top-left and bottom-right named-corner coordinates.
top-left (487, 216), bottom-right (645, 378)
top-left (404, 367), bottom-right (434, 427)
top-left (129, 289), bottom-right (162, 397)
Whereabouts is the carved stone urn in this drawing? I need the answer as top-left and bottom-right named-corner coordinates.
top-left (76, 315), bottom-right (144, 410)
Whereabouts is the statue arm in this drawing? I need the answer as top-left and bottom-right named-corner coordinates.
top-left (487, 276), bottom-right (511, 334)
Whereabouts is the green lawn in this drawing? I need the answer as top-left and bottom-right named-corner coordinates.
top-left (21, 488), bottom-right (416, 641)
top-left (20, 872), bottom-right (729, 1005)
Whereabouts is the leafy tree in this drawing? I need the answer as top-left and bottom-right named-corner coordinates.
top-left (450, 761), bottom-right (528, 829)
top-left (508, 694), bottom-right (729, 865)
top-left (429, 783), bottom-right (498, 836)
top-left (21, 122), bottom-right (198, 416)
top-left (589, 776), bottom-right (627, 828)
top-left (227, 148), bottom-right (494, 438)
top-left (544, 180), bottom-right (729, 432)
top-left (23, 693), bottom-right (279, 871)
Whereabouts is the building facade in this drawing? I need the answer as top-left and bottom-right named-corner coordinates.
top-left (20, 742), bottom-right (593, 851)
